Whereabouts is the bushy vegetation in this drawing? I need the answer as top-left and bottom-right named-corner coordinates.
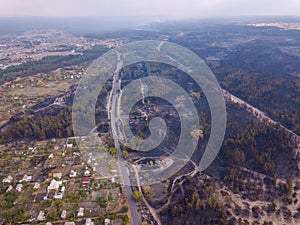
top-left (165, 177), bottom-right (230, 225)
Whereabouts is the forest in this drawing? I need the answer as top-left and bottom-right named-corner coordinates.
top-left (0, 106), bottom-right (73, 143)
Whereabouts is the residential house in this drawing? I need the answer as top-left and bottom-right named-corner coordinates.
top-left (16, 184), bottom-right (23, 192)
top-left (73, 152), bottom-right (80, 156)
top-left (111, 177), bottom-right (115, 183)
top-left (69, 170), bottom-right (77, 178)
top-left (53, 172), bottom-right (62, 179)
top-left (77, 207), bottom-right (84, 217)
top-left (86, 218), bottom-right (94, 225)
top-left (6, 185), bottom-right (13, 192)
top-left (33, 182), bottom-right (40, 189)
top-left (84, 170), bottom-right (91, 177)
top-left (29, 147), bottom-right (37, 153)
top-left (104, 218), bottom-right (111, 225)
top-left (2, 175), bottom-right (13, 184)
top-left (37, 211), bottom-right (46, 221)
top-left (48, 179), bottom-right (62, 191)
top-left (81, 177), bottom-right (90, 187)
top-left (20, 174), bottom-right (32, 182)
top-left (66, 144), bottom-right (73, 148)
top-left (64, 222), bottom-right (75, 225)
top-left (61, 210), bottom-right (67, 219)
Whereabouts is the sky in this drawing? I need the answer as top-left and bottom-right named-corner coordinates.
top-left (0, 0), bottom-right (299, 18)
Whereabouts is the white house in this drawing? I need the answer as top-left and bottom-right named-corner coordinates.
top-left (61, 210), bottom-right (67, 219)
top-left (53, 172), bottom-right (62, 179)
top-left (84, 170), bottom-right (90, 177)
top-left (33, 182), bottom-right (40, 189)
top-left (37, 211), bottom-right (46, 221)
top-left (77, 207), bottom-right (84, 217)
top-left (20, 174), bottom-right (32, 182)
top-left (73, 152), bottom-right (80, 156)
top-left (86, 218), bottom-right (94, 225)
top-left (111, 177), bottom-right (115, 183)
top-left (6, 185), bottom-right (13, 192)
top-left (16, 184), bottom-right (23, 192)
top-left (104, 218), bottom-right (111, 225)
top-left (2, 175), bottom-right (13, 184)
top-left (69, 170), bottom-right (77, 178)
top-left (64, 222), bottom-right (75, 225)
top-left (66, 144), bottom-right (73, 148)
top-left (47, 179), bottom-right (62, 191)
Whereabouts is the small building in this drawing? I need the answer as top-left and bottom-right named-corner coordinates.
top-left (6, 185), bottom-right (13, 192)
top-left (84, 170), bottom-right (91, 177)
top-left (69, 170), bottom-right (77, 178)
top-left (33, 182), bottom-right (40, 189)
top-left (81, 177), bottom-right (91, 187)
top-left (53, 172), bottom-right (62, 179)
top-left (20, 174), bottom-right (32, 182)
top-left (64, 222), bottom-right (75, 225)
top-left (48, 153), bottom-right (54, 159)
top-left (111, 169), bottom-right (117, 174)
top-left (73, 152), bottom-right (80, 156)
top-left (104, 218), bottom-right (111, 225)
top-left (77, 207), bottom-right (84, 217)
top-left (66, 144), bottom-right (73, 148)
top-left (111, 177), bottom-right (115, 183)
top-left (48, 179), bottom-right (62, 191)
top-left (46, 222), bottom-right (52, 225)
top-left (16, 184), bottom-right (23, 192)
top-left (86, 218), bottom-right (94, 225)
top-left (61, 210), bottom-right (67, 219)
top-left (2, 175), bottom-right (13, 184)
top-left (29, 147), bottom-right (37, 153)
top-left (37, 211), bottom-right (46, 221)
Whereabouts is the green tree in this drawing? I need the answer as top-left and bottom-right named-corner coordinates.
top-left (122, 150), bottom-right (128, 159)
top-left (132, 191), bottom-right (142, 202)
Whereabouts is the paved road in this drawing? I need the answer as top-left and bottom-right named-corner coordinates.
top-left (110, 52), bottom-right (141, 225)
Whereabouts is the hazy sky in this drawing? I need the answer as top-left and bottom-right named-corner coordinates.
top-left (0, 0), bottom-right (299, 18)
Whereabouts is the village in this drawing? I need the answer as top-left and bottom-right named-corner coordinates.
top-left (0, 137), bottom-right (130, 225)
top-left (0, 30), bottom-right (122, 70)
